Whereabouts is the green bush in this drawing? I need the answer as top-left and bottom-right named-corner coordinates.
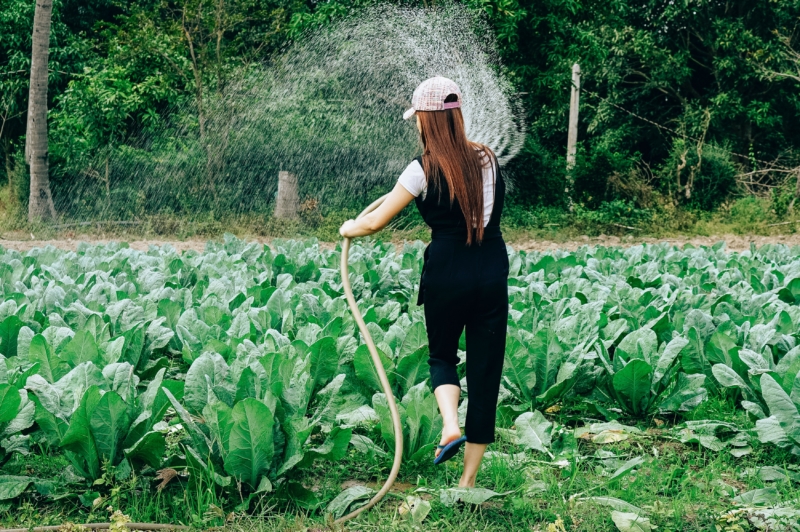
top-left (727, 196), bottom-right (770, 225)
top-left (574, 199), bottom-right (654, 232)
top-left (572, 143), bottom-right (638, 209)
top-left (501, 203), bottom-right (570, 230)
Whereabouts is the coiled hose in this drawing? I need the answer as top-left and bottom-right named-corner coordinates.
top-left (336, 193), bottom-right (404, 525)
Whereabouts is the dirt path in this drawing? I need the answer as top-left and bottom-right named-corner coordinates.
top-left (2, 233), bottom-right (800, 253)
top-left (513, 233), bottom-right (800, 252)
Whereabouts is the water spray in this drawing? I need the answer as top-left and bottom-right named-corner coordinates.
top-left (336, 193), bottom-right (402, 524)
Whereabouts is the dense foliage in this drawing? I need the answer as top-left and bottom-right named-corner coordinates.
top-left (1, 0), bottom-right (799, 221)
top-left (0, 236), bottom-right (797, 522)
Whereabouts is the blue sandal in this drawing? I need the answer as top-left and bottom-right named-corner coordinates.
top-left (433, 436), bottom-right (467, 465)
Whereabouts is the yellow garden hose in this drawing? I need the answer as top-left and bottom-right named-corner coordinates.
top-left (336, 194), bottom-right (404, 525)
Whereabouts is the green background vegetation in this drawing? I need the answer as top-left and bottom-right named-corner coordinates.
top-left (1, 0), bottom-right (800, 235)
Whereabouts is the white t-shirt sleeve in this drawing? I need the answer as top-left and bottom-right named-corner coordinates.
top-left (397, 160), bottom-right (427, 197)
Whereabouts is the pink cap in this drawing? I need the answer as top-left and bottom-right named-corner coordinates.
top-left (403, 76), bottom-right (462, 120)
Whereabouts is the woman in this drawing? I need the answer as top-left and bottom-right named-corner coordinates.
top-left (339, 76), bottom-right (508, 489)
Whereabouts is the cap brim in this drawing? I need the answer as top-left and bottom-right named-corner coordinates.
top-left (403, 107), bottom-right (416, 120)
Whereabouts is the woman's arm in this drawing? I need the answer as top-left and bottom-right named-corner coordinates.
top-left (339, 182), bottom-right (416, 238)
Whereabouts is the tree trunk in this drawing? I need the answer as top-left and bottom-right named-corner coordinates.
top-left (3, 137), bottom-right (12, 200)
top-left (26, 0), bottom-right (56, 222)
top-left (274, 171), bottom-right (299, 219)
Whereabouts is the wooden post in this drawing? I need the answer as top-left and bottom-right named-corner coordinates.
top-left (566, 63), bottom-right (581, 209)
top-left (274, 170), bottom-right (299, 219)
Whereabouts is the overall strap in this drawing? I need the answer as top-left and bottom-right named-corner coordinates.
top-left (485, 152), bottom-right (504, 228)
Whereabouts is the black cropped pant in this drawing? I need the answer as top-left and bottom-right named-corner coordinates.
top-left (419, 235), bottom-right (509, 444)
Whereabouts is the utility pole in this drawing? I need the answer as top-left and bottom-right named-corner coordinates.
top-left (565, 63), bottom-right (580, 210)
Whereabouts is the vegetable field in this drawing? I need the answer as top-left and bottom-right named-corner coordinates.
top-left (0, 236), bottom-right (798, 531)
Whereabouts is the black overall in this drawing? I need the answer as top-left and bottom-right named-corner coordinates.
top-left (414, 154), bottom-right (509, 445)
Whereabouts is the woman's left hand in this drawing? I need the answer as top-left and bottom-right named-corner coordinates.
top-left (339, 219), bottom-right (357, 238)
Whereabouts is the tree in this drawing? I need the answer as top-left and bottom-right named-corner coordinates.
top-left (25, 0), bottom-right (56, 222)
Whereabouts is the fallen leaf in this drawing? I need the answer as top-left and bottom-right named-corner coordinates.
top-left (439, 487), bottom-right (512, 507)
top-left (398, 495), bottom-right (431, 523)
top-left (593, 430), bottom-right (628, 444)
top-left (574, 496), bottom-right (643, 514)
top-left (732, 487), bottom-right (780, 506)
top-left (326, 485), bottom-right (375, 519)
top-left (155, 468), bottom-right (178, 492)
top-left (611, 510), bottom-right (654, 531)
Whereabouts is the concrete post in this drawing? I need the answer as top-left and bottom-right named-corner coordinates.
top-left (566, 63), bottom-right (581, 209)
top-left (274, 170), bottom-right (299, 219)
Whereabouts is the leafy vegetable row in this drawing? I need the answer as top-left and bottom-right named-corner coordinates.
top-left (0, 236), bottom-right (797, 507)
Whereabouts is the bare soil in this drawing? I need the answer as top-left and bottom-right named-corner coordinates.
top-left (1, 232), bottom-right (800, 253)
top-left (512, 233), bottom-right (800, 252)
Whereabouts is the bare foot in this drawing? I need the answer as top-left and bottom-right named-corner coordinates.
top-left (458, 476), bottom-right (476, 488)
top-left (435, 423), bottom-right (463, 459)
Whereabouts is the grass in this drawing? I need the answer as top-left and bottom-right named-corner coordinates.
top-left (3, 398), bottom-right (798, 531)
top-left (2, 188), bottom-right (800, 247)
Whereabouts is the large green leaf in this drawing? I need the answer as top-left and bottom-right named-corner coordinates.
top-left (402, 382), bottom-right (441, 459)
top-left (616, 328), bottom-right (657, 363)
top-left (60, 386), bottom-right (103, 480)
top-left (0, 475), bottom-right (31, 500)
top-left (612, 360), bottom-right (653, 416)
top-left (224, 398), bottom-right (275, 489)
top-left (259, 351), bottom-right (293, 398)
top-left (440, 487), bottom-right (507, 507)
top-left (27, 335), bottom-right (68, 384)
top-left (373, 392), bottom-right (405, 453)
top-left (399, 322), bottom-right (427, 359)
top-left (712, 364), bottom-right (749, 391)
top-left (0, 385), bottom-right (20, 424)
top-left (308, 337), bottom-right (338, 392)
top-left (652, 336), bottom-right (689, 386)
top-left (121, 326), bottom-right (146, 368)
top-left (266, 289), bottom-right (293, 333)
top-left (0, 316), bottom-right (24, 359)
top-left (353, 344), bottom-right (395, 393)
top-left (300, 426), bottom-right (352, 467)
top-left (514, 410), bottom-right (553, 455)
top-left (681, 326), bottom-right (719, 393)
top-left (503, 336), bottom-right (536, 402)
top-left (532, 329), bottom-right (563, 397)
top-left (89, 390), bottom-right (132, 465)
top-left (311, 374), bottom-right (346, 427)
top-left (396, 345), bottom-right (429, 393)
top-left (281, 356), bottom-right (314, 418)
top-left (277, 417), bottom-right (314, 476)
top-left (204, 400), bottom-right (234, 455)
top-left (760, 374), bottom-right (800, 444)
top-left (326, 485), bottom-right (375, 519)
top-left (755, 416), bottom-right (791, 447)
top-left (611, 511), bottom-right (654, 532)
top-left (61, 331), bottom-right (101, 368)
top-left (185, 352), bottom-right (232, 415)
top-left (659, 373), bottom-right (707, 413)
top-left (778, 277), bottom-right (800, 305)
top-left (124, 431), bottom-right (166, 469)
top-left (162, 387), bottom-right (212, 457)
top-left (31, 395), bottom-right (68, 446)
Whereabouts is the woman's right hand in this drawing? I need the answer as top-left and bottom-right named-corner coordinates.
top-left (339, 219), bottom-right (357, 238)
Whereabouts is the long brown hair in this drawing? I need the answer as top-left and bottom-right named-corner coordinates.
top-left (417, 101), bottom-right (495, 245)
